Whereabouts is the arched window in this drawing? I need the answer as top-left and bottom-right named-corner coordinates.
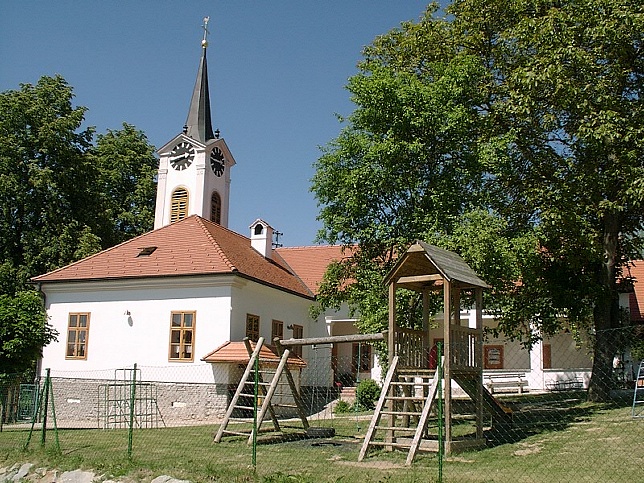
top-left (210, 191), bottom-right (222, 224)
top-left (170, 187), bottom-right (189, 223)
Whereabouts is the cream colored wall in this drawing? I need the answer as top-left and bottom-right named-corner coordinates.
top-left (544, 332), bottom-right (592, 369)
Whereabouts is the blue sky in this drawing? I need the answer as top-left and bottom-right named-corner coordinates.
top-left (1, 1), bottom-right (432, 247)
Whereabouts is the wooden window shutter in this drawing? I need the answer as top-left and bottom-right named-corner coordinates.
top-left (171, 188), bottom-right (189, 223)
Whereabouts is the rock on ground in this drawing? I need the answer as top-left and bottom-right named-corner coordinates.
top-left (0, 464), bottom-right (190, 483)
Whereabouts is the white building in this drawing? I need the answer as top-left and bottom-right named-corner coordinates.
top-left (32, 28), bottom-right (605, 427)
top-left (32, 34), bottom-right (360, 426)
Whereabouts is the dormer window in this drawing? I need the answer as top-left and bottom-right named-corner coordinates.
top-left (137, 247), bottom-right (157, 257)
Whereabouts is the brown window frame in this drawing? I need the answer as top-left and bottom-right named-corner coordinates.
top-left (484, 344), bottom-right (504, 369)
top-left (66, 313), bottom-right (90, 360)
top-left (210, 191), bottom-right (222, 224)
top-left (169, 311), bottom-right (196, 362)
top-left (291, 324), bottom-right (303, 357)
top-left (246, 314), bottom-right (260, 342)
top-left (352, 342), bottom-right (371, 372)
top-left (271, 319), bottom-right (283, 342)
top-left (542, 343), bottom-right (552, 369)
top-left (170, 187), bottom-right (189, 223)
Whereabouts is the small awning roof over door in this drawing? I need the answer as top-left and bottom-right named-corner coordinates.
top-left (201, 340), bottom-right (307, 368)
top-left (383, 241), bottom-right (489, 291)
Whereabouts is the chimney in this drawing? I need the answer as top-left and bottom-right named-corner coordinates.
top-left (250, 219), bottom-right (273, 259)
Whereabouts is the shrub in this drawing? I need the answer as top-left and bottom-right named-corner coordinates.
top-left (631, 339), bottom-right (644, 363)
top-left (355, 378), bottom-right (380, 410)
top-left (333, 399), bottom-right (351, 414)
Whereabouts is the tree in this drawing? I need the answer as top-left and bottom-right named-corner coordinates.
top-left (0, 76), bottom-right (158, 377)
top-left (312, 1), bottom-right (644, 401)
top-left (90, 123), bottom-right (157, 247)
top-left (0, 75), bottom-right (97, 294)
top-left (0, 291), bottom-right (56, 376)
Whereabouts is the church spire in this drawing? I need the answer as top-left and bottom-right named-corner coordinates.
top-left (184, 16), bottom-right (215, 143)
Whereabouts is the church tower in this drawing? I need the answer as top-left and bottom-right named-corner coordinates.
top-left (154, 17), bottom-right (236, 229)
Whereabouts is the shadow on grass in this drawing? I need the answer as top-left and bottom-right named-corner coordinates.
top-left (484, 390), bottom-right (632, 446)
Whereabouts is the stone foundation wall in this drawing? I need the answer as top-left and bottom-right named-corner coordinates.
top-left (41, 379), bottom-right (338, 427)
top-left (49, 378), bottom-right (230, 427)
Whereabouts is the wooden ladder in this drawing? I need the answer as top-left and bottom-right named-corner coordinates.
top-left (214, 337), bottom-right (308, 443)
top-left (358, 356), bottom-right (442, 465)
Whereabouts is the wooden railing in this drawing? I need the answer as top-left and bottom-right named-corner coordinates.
top-left (394, 326), bottom-right (481, 371)
top-left (394, 328), bottom-right (427, 368)
top-left (449, 326), bottom-right (481, 371)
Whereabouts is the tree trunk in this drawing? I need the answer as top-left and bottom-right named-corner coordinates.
top-left (587, 210), bottom-right (621, 402)
top-left (588, 303), bottom-right (619, 402)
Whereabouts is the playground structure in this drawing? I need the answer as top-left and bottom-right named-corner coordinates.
top-left (214, 332), bottom-right (385, 444)
top-left (215, 241), bottom-right (512, 464)
top-left (359, 241), bottom-right (512, 463)
top-left (98, 368), bottom-right (165, 429)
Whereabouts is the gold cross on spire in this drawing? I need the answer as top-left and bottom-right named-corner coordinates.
top-left (201, 16), bottom-right (210, 48)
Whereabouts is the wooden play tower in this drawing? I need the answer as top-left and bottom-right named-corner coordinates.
top-left (360, 241), bottom-right (511, 463)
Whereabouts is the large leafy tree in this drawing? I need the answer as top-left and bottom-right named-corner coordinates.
top-left (312, 0), bottom-right (644, 401)
top-left (90, 123), bottom-right (157, 247)
top-left (0, 76), bottom-right (157, 376)
top-left (0, 291), bottom-right (56, 376)
top-left (0, 75), bottom-right (97, 295)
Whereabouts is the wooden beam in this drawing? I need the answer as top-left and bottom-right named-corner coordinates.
top-left (276, 332), bottom-right (386, 347)
top-left (396, 274), bottom-right (443, 284)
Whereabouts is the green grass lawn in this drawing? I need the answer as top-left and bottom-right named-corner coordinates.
top-left (0, 394), bottom-right (641, 482)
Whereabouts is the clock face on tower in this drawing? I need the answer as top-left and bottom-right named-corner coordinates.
top-left (169, 141), bottom-right (195, 170)
top-left (210, 147), bottom-right (226, 177)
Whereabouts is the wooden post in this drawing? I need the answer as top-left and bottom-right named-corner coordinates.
top-left (443, 282), bottom-right (452, 455)
top-left (242, 338), bottom-right (281, 433)
top-left (386, 281), bottom-right (396, 449)
top-left (422, 289), bottom-right (430, 370)
top-left (475, 288), bottom-right (484, 440)
top-left (273, 339), bottom-right (310, 430)
top-left (388, 282), bottom-right (396, 366)
top-left (278, 333), bottom-right (385, 347)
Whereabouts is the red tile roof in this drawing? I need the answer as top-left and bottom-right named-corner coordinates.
top-left (275, 245), bottom-right (351, 295)
top-left (33, 216), bottom-right (314, 298)
top-left (31, 216), bottom-right (348, 299)
top-left (201, 340), bottom-right (306, 367)
top-left (628, 261), bottom-right (644, 321)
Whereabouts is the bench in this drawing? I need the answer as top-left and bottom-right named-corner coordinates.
top-left (546, 378), bottom-right (583, 391)
top-left (485, 373), bottom-right (529, 394)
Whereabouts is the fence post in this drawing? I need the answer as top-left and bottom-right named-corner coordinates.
top-left (437, 342), bottom-right (443, 483)
top-left (128, 363), bottom-right (137, 460)
top-left (252, 356), bottom-right (258, 469)
top-left (40, 368), bottom-right (51, 446)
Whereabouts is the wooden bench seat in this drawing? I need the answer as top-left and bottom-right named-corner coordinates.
top-left (485, 373), bottom-right (529, 394)
top-left (546, 378), bottom-right (583, 391)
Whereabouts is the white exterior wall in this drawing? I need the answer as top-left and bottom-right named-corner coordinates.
top-left (40, 273), bottom-right (335, 388)
top-left (154, 142), bottom-right (207, 229)
top-left (228, 279), bottom-right (332, 387)
top-left (41, 276), bottom-right (234, 383)
top-left (154, 137), bottom-right (234, 230)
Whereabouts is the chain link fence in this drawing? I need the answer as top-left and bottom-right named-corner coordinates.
top-left (1, 327), bottom-right (642, 482)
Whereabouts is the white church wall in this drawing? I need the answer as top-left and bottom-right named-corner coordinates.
top-left (40, 276), bottom-right (235, 384)
top-left (229, 279), bottom-right (314, 342)
top-left (228, 279), bottom-right (332, 387)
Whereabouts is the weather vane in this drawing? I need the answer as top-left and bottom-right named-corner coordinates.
top-left (201, 16), bottom-right (210, 48)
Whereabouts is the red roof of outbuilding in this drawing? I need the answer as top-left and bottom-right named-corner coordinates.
top-left (275, 245), bottom-right (350, 295)
top-left (201, 340), bottom-right (307, 367)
